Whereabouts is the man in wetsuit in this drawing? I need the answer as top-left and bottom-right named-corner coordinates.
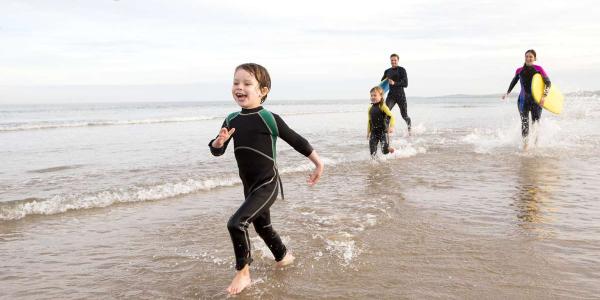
top-left (381, 53), bottom-right (411, 134)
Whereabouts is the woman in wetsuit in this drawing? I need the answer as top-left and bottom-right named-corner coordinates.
top-left (502, 49), bottom-right (551, 148)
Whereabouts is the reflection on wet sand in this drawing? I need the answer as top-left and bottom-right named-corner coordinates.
top-left (513, 156), bottom-right (561, 229)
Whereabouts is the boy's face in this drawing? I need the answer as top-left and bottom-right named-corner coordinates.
top-left (370, 91), bottom-right (383, 104)
top-left (232, 69), bottom-right (267, 109)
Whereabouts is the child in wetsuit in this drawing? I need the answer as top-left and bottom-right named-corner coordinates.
top-left (368, 86), bottom-right (396, 156)
top-left (209, 63), bottom-right (324, 295)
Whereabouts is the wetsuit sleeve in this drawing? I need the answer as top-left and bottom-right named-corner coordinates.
top-left (381, 69), bottom-right (388, 81)
top-left (506, 71), bottom-right (520, 94)
top-left (274, 114), bottom-right (314, 157)
top-left (398, 67), bottom-right (408, 88)
top-left (380, 103), bottom-right (395, 128)
top-left (208, 120), bottom-right (231, 156)
top-left (535, 65), bottom-right (552, 90)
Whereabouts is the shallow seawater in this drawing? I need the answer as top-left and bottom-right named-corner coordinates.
top-left (1, 96), bottom-right (599, 298)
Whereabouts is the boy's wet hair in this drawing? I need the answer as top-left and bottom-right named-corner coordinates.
top-left (235, 63), bottom-right (271, 103)
top-left (370, 86), bottom-right (385, 104)
top-left (390, 53), bottom-right (399, 59)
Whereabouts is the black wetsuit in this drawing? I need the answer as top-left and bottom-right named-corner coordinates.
top-left (382, 66), bottom-right (411, 130)
top-left (209, 106), bottom-right (313, 270)
top-left (368, 103), bottom-right (393, 155)
top-left (506, 64), bottom-right (551, 138)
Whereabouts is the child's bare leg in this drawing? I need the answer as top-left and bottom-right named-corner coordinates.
top-left (227, 265), bottom-right (252, 295)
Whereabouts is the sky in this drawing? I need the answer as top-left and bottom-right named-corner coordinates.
top-left (1, 0), bottom-right (599, 103)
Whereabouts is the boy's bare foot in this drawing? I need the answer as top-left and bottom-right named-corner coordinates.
top-left (275, 252), bottom-right (295, 268)
top-left (388, 147), bottom-right (395, 154)
top-left (227, 265), bottom-right (251, 295)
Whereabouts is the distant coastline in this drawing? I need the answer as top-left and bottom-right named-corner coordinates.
top-left (428, 90), bottom-right (600, 99)
top-left (1, 84), bottom-right (598, 105)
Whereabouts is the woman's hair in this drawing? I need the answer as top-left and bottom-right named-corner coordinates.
top-left (525, 49), bottom-right (537, 58)
top-left (235, 63), bottom-right (271, 103)
top-left (370, 86), bottom-right (385, 105)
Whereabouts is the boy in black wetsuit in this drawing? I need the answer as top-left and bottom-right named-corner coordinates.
top-left (209, 63), bottom-right (324, 295)
top-left (368, 86), bottom-right (396, 156)
top-left (381, 53), bottom-right (411, 134)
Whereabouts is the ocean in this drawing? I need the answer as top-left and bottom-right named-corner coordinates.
top-left (1, 95), bottom-right (599, 298)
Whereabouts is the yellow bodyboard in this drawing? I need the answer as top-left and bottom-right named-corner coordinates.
top-left (531, 73), bottom-right (564, 114)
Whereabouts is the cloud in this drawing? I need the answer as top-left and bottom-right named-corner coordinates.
top-left (1, 0), bottom-right (599, 102)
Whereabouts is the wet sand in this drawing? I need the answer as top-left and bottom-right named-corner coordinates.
top-left (2, 148), bottom-right (599, 299)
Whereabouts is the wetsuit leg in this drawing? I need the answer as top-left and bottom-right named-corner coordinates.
top-left (531, 103), bottom-right (542, 124)
top-left (381, 132), bottom-right (390, 154)
top-left (227, 180), bottom-right (279, 270)
top-left (253, 208), bottom-right (287, 262)
top-left (369, 132), bottom-right (381, 156)
top-left (398, 99), bottom-right (412, 130)
top-left (387, 94), bottom-right (411, 130)
top-left (519, 104), bottom-right (531, 138)
top-left (385, 94), bottom-right (396, 111)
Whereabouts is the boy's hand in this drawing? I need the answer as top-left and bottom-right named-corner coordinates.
top-left (306, 151), bottom-right (324, 186)
top-left (308, 164), bottom-right (323, 186)
top-left (388, 79), bottom-right (395, 86)
top-left (212, 127), bottom-right (235, 148)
